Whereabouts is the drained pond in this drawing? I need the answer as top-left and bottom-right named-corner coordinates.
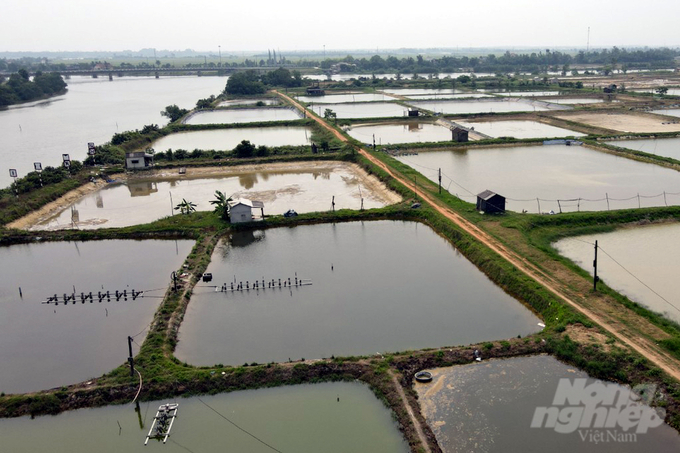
top-left (183, 108), bottom-right (302, 125)
top-left (608, 137), bottom-right (680, 161)
top-left (415, 355), bottom-right (680, 452)
top-left (554, 223), bottom-right (680, 323)
top-left (174, 221), bottom-right (541, 366)
top-left (0, 239), bottom-right (193, 394)
top-left (150, 126), bottom-right (312, 151)
top-left (407, 98), bottom-right (565, 115)
top-left (455, 120), bottom-right (585, 139)
top-left (0, 382), bottom-right (408, 453)
top-left (396, 144), bottom-right (680, 213)
top-left (28, 162), bottom-right (399, 230)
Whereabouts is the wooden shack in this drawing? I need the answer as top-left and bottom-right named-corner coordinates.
top-left (306, 82), bottom-right (325, 96)
top-left (452, 127), bottom-right (469, 142)
top-left (476, 190), bottom-right (505, 214)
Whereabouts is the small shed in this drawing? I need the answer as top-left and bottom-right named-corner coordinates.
top-left (476, 190), bottom-right (505, 214)
top-left (407, 108), bottom-right (419, 117)
top-left (451, 127), bottom-right (469, 142)
top-left (306, 82), bottom-right (325, 96)
top-left (229, 199), bottom-right (265, 223)
top-left (125, 151), bottom-right (153, 169)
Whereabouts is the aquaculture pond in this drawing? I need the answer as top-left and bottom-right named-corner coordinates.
top-left (549, 97), bottom-right (612, 104)
top-left (150, 126), bottom-right (312, 151)
top-left (296, 93), bottom-right (396, 103)
top-left (0, 239), bottom-right (193, 394)
top-left (183, 108), bottom-right (301, 125)
top-left (382, 88), bottom-right (468, 96)
top-left (0, 382), bottom-right (409, 453)
top-left (407, 99), bottom-right (563, 115)
top-left (217, 98), bottom-right (280, 107)
top-left (347, 122), bottom-right (454, 145)
top-left (608, 137), bottom-right (680, 161)
top-left (415, 355), bottom-right (680, 452)
top-left (652, 109), bottom-right (680, 119)
top-left (308, 102), bottom-right (408, 119)
top-left (0, 75), bottom-right (226, 188)
top-left (31, 162), bottom-right (397, 230)
top-left (455, 120), bottom-right (585, 139)
top-left (174, 221), bottom-right (541, 366)
top-left (396, 144), bottom-right (680, 213)
top-left (554, 223), bottom-right (680, 324)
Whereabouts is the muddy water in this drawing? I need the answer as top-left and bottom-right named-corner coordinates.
top-left (456, 120), bottom-right (585, 139)
top-left (407, 99), bottom-right (562, 115)
top-left (0, 76), bottom-right (226, 188)
top-left (550, 98), bottom-right (613, 104)
top-left (183, 108), bottom-right (301, 124)
top-left (347, 122), bottom-right (454, 144)
top-left (652, 109), bottom-right (680, 118)
top-left (174, 221), bottom-right (541, 366)
top-left (609, 137), bottom-right (680, 161)
top-left (33, 163), bottom-right (396, 230)
top-left (0, 382), bottom-right (408, 453)
top-left (415, 355), bottom-right (680, 452)
top-left (151, 126), bottom-right (311, 151)
top-left (0, 239), bottom-right (193, 393)
top-left (217, 98), bottom-right (280, 107)
top-left (296, 93), bottom-right (396, 103)
top-left (554, 223), bottom-right (680, 323)
top-left (396, 144), bottom-right (680, 213)
top-left (309, 102), bottom-right (408, 119)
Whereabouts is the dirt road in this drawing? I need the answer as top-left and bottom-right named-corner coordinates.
top-left (276, 90), bottom-right (680, 382)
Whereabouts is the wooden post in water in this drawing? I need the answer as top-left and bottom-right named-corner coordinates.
top-left (536, 198), bottom-right (541, 214)
top-left (128, 336), bottom-right (135, 377)
top-left (331, 196), bottom-right (335, 212)
top-left (593, 240), bottom-right (599, 292)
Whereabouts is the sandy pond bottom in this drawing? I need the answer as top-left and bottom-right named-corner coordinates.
top-left (554, 222), bottom-right (680, 324)
top-left (26, 162), bottom-right (399, 230)
top-left (415, 355), bottom-right (680, 452)
top-left (0, 239), bottom-right (193, 394)
top-left (554, 112), bottom-right (680, 133)
top-left (174, 221), bottom-right (541, 366)
top-left (0, 382), bottom-right (408, 453)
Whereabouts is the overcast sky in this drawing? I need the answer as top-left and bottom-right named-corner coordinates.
top-left (3, 0), bottom-right (679, 53)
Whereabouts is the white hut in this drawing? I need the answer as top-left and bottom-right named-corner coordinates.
top-left (229, 199), bottom-right (265, 223)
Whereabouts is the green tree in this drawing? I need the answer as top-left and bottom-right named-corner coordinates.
top-left (161, 104), bottom-right (189, 122)
top-left (209, 190), bottom-right (232, 220)
top-left (234, 140), bottom-right (256, 158)
top-left (224, 70), bottom-right (266, 95)
top-left (656, 87), bottom-right (669, 95)
top-left (174, 199), bottom-right (197, 215)
top-left (324, 108), bottom-right (337, 122)
top-left (195, 95), bottom-right (216, 109)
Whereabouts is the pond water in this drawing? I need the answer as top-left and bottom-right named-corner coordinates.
top-left (407, 99), bottom-right (562, 115)
top-left (455, 120), bottom-right (585, 139)
top-left (652, 109), bottom-right (680, 119)
top-left (151, 126), bottom-right (311, 151)
top-left (608, 137), bottom-right (680, 161)
top-left (415, 355), bottom-right (680, 452)
top-left (183, 108), bottom-right (301, 125)
top-left (347, 122), bottom-right (454, 145)
top-left (396, 144), bottom-right (680, 213)
top-left (0, 239), bottom-right (193, 394)
top-left (406, 93), bottom-right (494, 99)
top-left (308, 102), bottom-right (408, 119)
top-left (0, 381), bottom-right (408, 453)
top-left (382, 88), bottom-right (467, 96)
top-left (217, 98), bottom-right (280, 107)
top-left (296, 93), bottom-right (396, 103)
top-left (32, 162), bottom-right (396, 230)
top-left (554, 223), bottom-right (680, 323)
top-left (550, 98), bottom-right (613, 104)
top-left (489, 91), bottom-right (561, 97)
top-left (0, 76), bottom-right (227, 188)
top-left (174, 221), bottom-right (541, 366)
top-left (634, 88), bottom-right (680, 96)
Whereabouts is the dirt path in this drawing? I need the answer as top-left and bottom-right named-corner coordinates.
top-left (388, 370), bottom-right (433, 453)
top-left (276, 90), bottom-right (680, 382)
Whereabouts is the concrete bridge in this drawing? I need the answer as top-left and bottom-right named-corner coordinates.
top-left (0, 66), bottom-right (294, 79)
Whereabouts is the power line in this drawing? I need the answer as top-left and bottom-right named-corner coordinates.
top-left (197, 397), bottom-right (285, 453)
top-left (169, 437), bottom-right (199, 453)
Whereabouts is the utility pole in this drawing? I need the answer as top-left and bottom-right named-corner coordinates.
top-left (218, 45), bottom-right (222, 66)
top-left (438, 168), bottom-right (442, 194)
top-left (171, 271), bottom-right (178, 292)
top-left (593, 240), bottom-right (599, 291)
top-left (128, 336), bottom-right (135, 377)
top-left (331, 195), bottom-right (335, 212)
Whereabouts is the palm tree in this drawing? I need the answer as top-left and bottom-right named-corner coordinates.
top-left (209, 190), bottom-right (232, 220)
top-left (174, 198), bottom-right (197, 215)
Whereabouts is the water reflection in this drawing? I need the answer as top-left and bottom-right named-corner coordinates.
top-left (127, 181), bottom-right (158, 197)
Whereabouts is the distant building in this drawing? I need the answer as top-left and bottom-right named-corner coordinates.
top-left (125, 151), bottom-right (153, 169)
top-left (451, 127), bottom-right (469, 142)
top-left (476, 190), bottom-right (505, 214)
top-left (306, 82), bottom-right (325, 96)
top-left (229, 199), bottom-right (265, 223)
top-left (407, 108), bottom-right (420, 117)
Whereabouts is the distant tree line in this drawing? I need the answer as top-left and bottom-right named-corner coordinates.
top-left (224, 68), bottom-right (303, 95)
top-left (0, 70), bottom-right (67, 106)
